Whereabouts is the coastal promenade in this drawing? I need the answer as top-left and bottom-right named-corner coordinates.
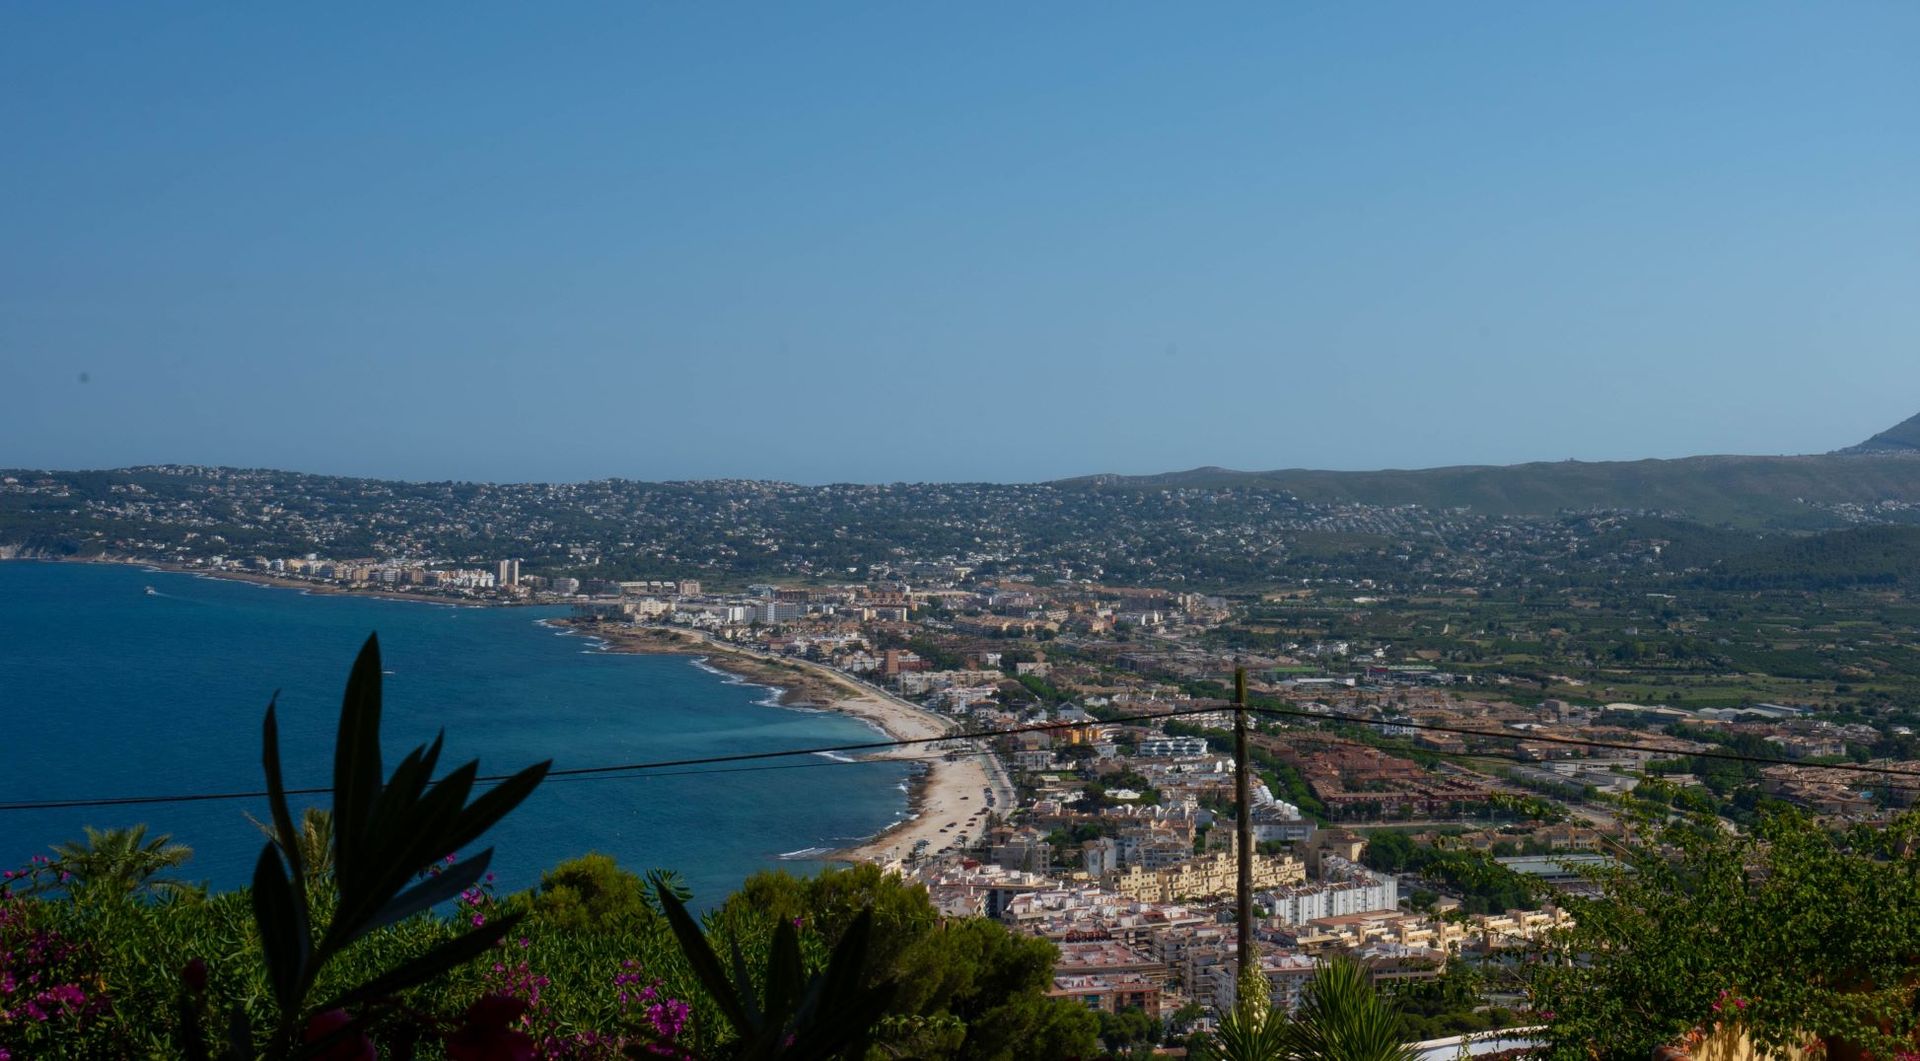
top-left (582, 624), bottom-right (1016, 866)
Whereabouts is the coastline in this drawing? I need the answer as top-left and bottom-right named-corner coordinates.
top-left (2, 554), bottom-right (514, 608)
top-left (4, 551), bottom-right (1010, 868)
top-left (562, 620), bottom-right (1013, 865)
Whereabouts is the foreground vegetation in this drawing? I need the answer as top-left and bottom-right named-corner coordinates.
top-left (0, 634), bottom-right (1428, 1060)
top-left (1, 852), bottom-right (1113, 1059)
top-left (9, 634), bottom-right (1920, 1059)
top-left (1536, 808), bottom-right (1920, 1059)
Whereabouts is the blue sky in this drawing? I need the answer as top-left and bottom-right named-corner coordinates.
top-left (4, 3), bottom-right (1917, 483)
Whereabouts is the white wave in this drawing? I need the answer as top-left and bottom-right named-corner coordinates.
top-left (813, 750), bottom-right (858, 763)
top-left (688, 656), bottom-right (804, 710)
top-left (776, 847), bottom-right (829, 859)
top-left (779, 702), bottom-right (828, 714)
top-left (689, 656), bottom-right (744, 682)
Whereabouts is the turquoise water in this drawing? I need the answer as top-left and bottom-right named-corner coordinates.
top-left (0, 561), bottom-right (909, 901)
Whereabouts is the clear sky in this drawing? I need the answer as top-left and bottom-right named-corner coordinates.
top-left (4, 4), bottom-right (1917, 484)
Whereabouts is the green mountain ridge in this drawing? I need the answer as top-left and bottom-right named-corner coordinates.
top-left (1058, 411), bottom-right (1920, 525)
top-left (1060, 448), bottom-right (1920, 527)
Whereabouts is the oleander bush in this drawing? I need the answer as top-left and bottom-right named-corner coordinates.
top-left (0, 856), bottom-right (1101, 1059)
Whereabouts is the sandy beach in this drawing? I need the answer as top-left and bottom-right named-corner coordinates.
top-left (569, 621), bottom-right (1015, 865)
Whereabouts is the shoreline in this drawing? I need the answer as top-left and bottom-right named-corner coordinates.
top-left (560, 620), bottom-right (1013, 865)
top-left (2, 554), bottom-right (522, 608)
top-left (4, 553), bottom-right (1010, 869)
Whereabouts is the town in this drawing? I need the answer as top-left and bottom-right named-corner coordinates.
top-left (8, 463), bottom-right (1920, 1044)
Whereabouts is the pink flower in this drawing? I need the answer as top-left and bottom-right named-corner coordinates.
top-left (462, 993), bottom-right (530, 1028)
top-left (445, 994), bottom-right (536, 1061)
top-left (302, 1009), bottom-right (375, 1061)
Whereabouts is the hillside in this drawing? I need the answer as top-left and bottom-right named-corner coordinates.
top-left (1060, 453), bottom-right (1920, 527)
top-left (1701, 524), bottom-right (1920, 590)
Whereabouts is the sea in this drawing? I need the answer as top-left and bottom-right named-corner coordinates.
top-left (0, 560), bottom-right (912, 902)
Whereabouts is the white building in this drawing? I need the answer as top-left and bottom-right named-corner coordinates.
top-left (1138, 736), bottom-right (1211, 758)
top-left (1260, 857), bottom-right (1398, 926)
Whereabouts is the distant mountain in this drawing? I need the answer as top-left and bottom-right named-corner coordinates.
top-left (1059, 412), bottom-right (1920, 527)
top-left (1838, 410), bottom-right (1920, 455)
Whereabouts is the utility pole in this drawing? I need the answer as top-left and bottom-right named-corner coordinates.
top-left (1234, 665), bottom-right (1255, 983)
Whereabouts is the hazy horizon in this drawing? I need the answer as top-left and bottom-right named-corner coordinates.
top-left (6, 413), bottom-right (1915, 491)
top-left (6, 4), bottom-right (1918, 483)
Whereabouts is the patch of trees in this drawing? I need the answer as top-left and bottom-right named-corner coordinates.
top-left (1360, 833), bottom-right (1544, 914)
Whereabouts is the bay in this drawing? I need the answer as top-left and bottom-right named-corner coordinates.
top-left (0, 560), bottom-right (909, 901)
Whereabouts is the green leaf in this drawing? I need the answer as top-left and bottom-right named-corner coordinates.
top-left (332, 634), bottom-right (386, 891)
top-left (367, 740), bottom-right (440, 834)
top-left (816, 907), bottom-right (875, 1013)
top-left (322, 912), bottom-right (522, 1011)
top-left (250, 845), bottom-right (308, 1013)
top-left (176, 994), bottom-right (209, 1060)
top-left (261, 696), bottom-right (307, 919)
top-left (438, 761), bottom-right (551, 858)
top-left (224, 1006), bottom-right (254, 1061)
top-left (764, 918), bottom-right (803, 1029)
top-left (786, 982), bottom-right (897, 1061)
top-left (731, 935), bottom-right (763, 1032)
top-left (329, 761), bottom-right (476, 943)
top-left (645, 867), bottom-right (693, 911)
top-left (361, 849), bottom-right (493, 938)
top-left (657, 885), bottom-right (751, 1033)
top-left (371, 761), bottom-right (475, 885)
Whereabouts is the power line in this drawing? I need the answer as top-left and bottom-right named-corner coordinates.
top-left (0, 706), bottom-right (1201, 813)
top-left (536, 751), bottom-right (956, 784)
top-left (1, 697), bottom-right (1913, 814)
